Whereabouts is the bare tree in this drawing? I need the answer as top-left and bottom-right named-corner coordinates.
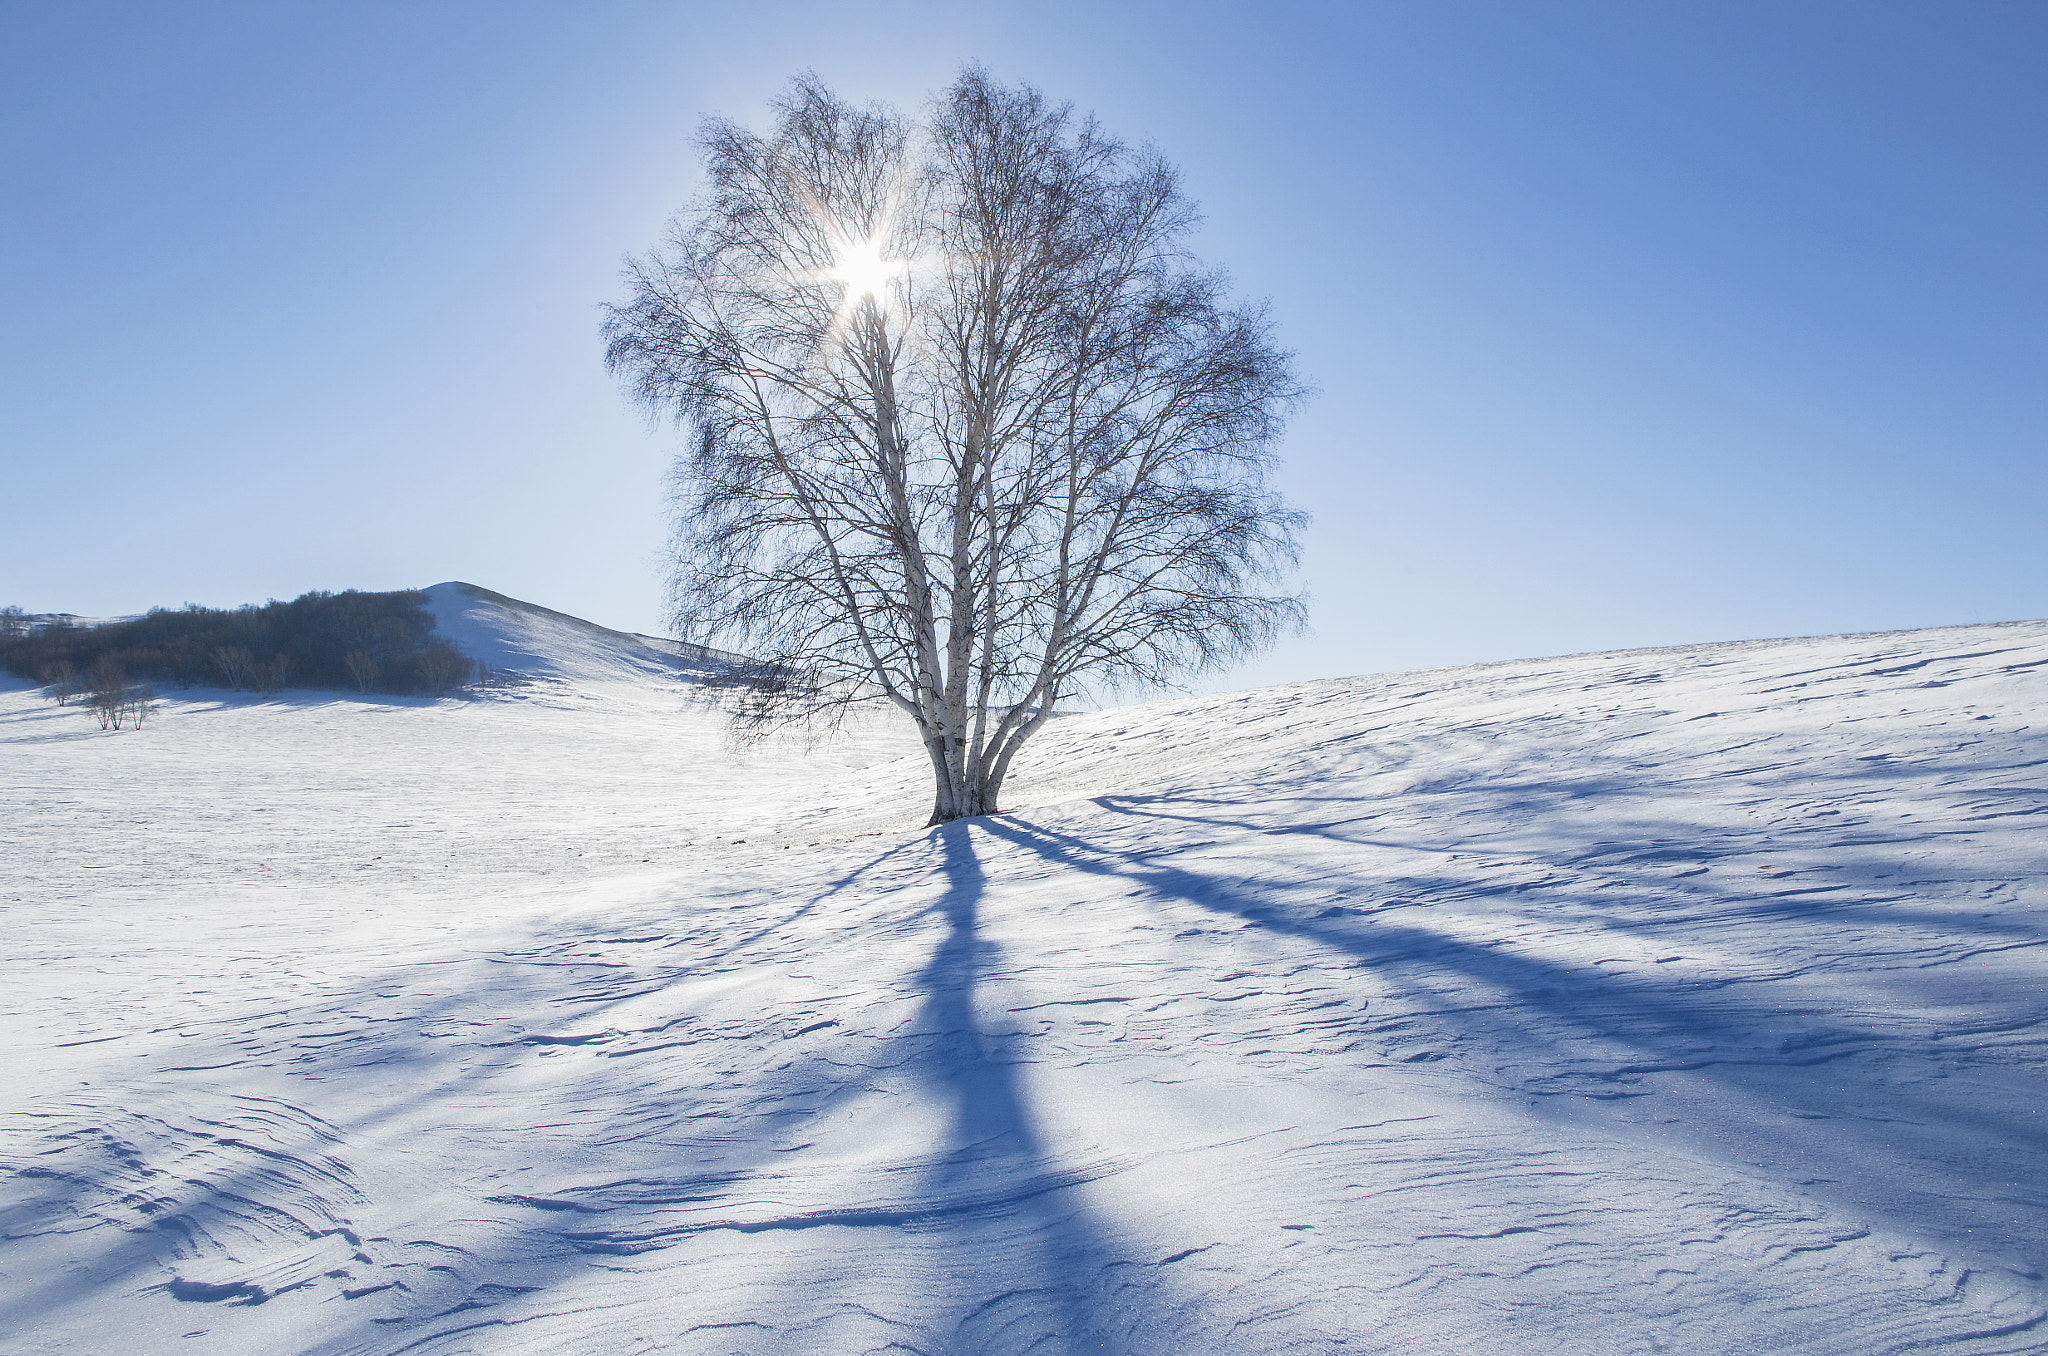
top-left (606, 71), bottom-right (1306, 823)
top-left (39, 659), bottom-right (82, 705)
top-left (211, 645), bottom-right (254, 691)
top-left (86, 658), bottom-right (157, 730)
top-left (344, 648), bottom-right (380, 694)
top-left (91, 688), bottom-right (126, 730)
top-left (88, 658), bottom-right (126, 727)
top-left (252, 654), bottom-right (290, 695)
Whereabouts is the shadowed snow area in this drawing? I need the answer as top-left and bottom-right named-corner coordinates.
top-left (3, 593), bottom-right (2046, 1354)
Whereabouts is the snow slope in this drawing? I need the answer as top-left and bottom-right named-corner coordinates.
top-left (3, 598), bottom-right (2046, 1355)
top-left (420, 581), bottom-right (749, 694)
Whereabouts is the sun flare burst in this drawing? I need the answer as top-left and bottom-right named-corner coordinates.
top-left (824, 236), bottom-right (908, 305)
top-left (802, 221), bottom-right (921, 360)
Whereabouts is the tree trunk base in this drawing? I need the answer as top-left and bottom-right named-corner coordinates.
top-left (927, 794), bottom-right (999, 826)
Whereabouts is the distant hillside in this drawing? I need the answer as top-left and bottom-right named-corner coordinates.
top-left (0, 583), bottom-right (754, 700)
top-left (0, 588), bottom-right (467, 696)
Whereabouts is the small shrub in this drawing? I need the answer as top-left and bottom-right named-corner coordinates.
top-left (415, 642), bottom-right (474, 696)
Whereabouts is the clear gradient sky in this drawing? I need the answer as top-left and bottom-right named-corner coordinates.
top-left (3, 1), bottom-right (2042, 690)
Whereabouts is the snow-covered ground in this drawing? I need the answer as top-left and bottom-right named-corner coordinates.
top-left (4, 594), bottom-right (2046, 1355)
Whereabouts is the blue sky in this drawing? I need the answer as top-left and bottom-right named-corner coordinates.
top-left (3, 1), bottom-right (2042, 688)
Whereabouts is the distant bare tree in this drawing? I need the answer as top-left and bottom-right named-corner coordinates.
top-left (343, 648), bottom-right (379, 694)
top-left (39, 659), bottom-right (83, 705)
top-left (605, 71), bottom-right (1306, 823)
top-left (0, 606), bottom-right (26, 640)
top-left (251, 654), bottom-right (290, 695)
top-left (86, 658), bottom-right (157, 729)
top-left (123, 683), bottom-right (160, 729)
top-left (211, 645), bottom-right (254, 690)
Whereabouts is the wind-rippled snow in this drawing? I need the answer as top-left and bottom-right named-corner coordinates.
top-left (3, 606), bottom-right (2045, 1354)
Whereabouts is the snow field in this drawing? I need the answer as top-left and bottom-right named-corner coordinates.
top-left (3, 608), bottom-right (2046, 1353)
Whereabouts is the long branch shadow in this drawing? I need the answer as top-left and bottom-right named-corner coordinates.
top-left (0, 826), bottom-right (1144, 1356)
top-left (1092, 785), bottom-right (2047, 945)
top-left (974, 806), bottom-right (2048, 1268)
top-left (0, 887), bottom-right (916, 1348)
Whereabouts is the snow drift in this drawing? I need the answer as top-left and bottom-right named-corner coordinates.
top-left (2, 595), bottom-right (2045, 1355)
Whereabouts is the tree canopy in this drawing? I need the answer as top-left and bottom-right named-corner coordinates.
top-left (605, 70), bottom-right (1307, 822)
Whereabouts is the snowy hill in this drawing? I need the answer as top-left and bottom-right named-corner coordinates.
top-left (3, 606), bottom-right (2046, 1355)
top-left (422, 580), bottom-right (750, 695)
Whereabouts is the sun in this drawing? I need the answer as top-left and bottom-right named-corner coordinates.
top-left (800, 207), bottom-right (923, 357)
top-left (823, 235), bottom-right (908, 307)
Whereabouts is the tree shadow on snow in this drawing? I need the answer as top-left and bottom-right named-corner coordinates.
top-left (0, 825), bottom-right (1139, 1356)
top-left (885, 821), bottom-right (1133, 1352)
top-left (972, 794), bottom-right (2048, 1270)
